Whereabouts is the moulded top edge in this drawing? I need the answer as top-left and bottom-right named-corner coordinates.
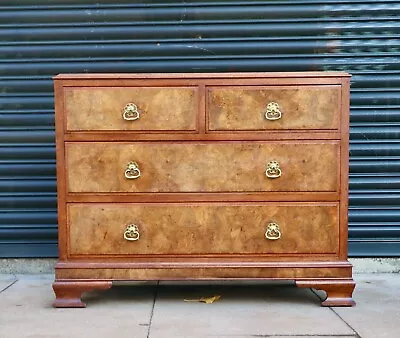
top-left (53, 71), bottom-right (351, 80)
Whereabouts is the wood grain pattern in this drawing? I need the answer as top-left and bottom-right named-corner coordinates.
top-left (68, 203), bottom-right (339, 256)
top-left (54, 81), bottom-right (68, 260)
top-left (55, 266), bottom-right (350, 280)
top-left (55, 72), bottom-right (351, 80)
top-left (53, 281), bottom-right (112, 308)
top-left (296, 279), bottom-right (356, 307)
top-left (63, 131), bottom-right (341, 142)
top-left (65, 87), bottom-right (198, 131)
top-left (208, 86), bottom-right (340, 131)
top-left (53, 72), bottom-right (354, 307)
top-left (66, 141), bottom-right (339, 193)
top-left (66, 192), bottom-right (339, 203)
top-left (339, 78), bottom-right (351, 260)
top-left (56, 257), bottom-right (349, 266)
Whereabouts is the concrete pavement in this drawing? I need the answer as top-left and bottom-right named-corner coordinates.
top-left (0, 273), bottom-right (399, 338)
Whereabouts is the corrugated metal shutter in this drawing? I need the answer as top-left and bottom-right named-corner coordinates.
top-left (1, 0), bottom-right (399, 257)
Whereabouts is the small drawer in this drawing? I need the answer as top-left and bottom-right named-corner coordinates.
top-left (66, 141), bottom-right (339, 193)
top-left (64, 87), bottom-right (198, 131)
top-left (207, 85), bottom-right (340, 131)
top-left (68, 203), bottom-right (339, 256)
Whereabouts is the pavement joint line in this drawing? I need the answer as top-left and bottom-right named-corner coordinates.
top-left (147, 281), bottom-right (159, 338)
top-left (329, 307), bottom-right (362, 338)
top-left (309, 288), bottom-right (361, 338)
top-left (0, 276), bottom-right (18, 294)
top-left (310, 288), bottom-right (323, 301)
top-left (306, 285), bottom-right (325, 303)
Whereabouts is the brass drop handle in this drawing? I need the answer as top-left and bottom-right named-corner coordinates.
top-left (265, 161), bottom-right (282, 179)
top-left (123, 103), bottom-right (140, 121)
top-left (124, 161), bottom-right (141, 179)
top-left (265, 102), bottom-right (282, 121)
top-left (123, 224), bottom-right (140, 241)
top-left (265, 222), bottom-right (281, 240)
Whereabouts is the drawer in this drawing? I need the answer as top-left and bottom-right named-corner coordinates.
top-left (65, 87), bottom-right (198, 131)
top-left (207, 85), bottom-right (340, 131)
top-left (68, 203), bottom-right (339, 256)
top-left (66, 142), bottom-right (338, 193)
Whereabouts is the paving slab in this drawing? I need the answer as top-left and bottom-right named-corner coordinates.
top-left (212, 336), bottom-right (357, 338)
top-left (0, 274), bottom-right (155, 338)
top-left (0, 274), bottom-right (17, 293)
top-left (333, 273), bottom-right (400, 338)
top-left (264, 336), bottom-right (356, 338)
top-left (184, 336), bottom-right (357, 338)
top-left (148, 284), bottom-right (355, 337)
top-left (1, 273), bottom-right (399, 338)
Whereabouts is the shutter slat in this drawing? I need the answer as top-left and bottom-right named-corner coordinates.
top-left (1, 0), bottom-right (399, 257)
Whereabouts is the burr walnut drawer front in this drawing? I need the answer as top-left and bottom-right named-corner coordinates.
top-left (66, 141), bottom-right (339, 193)
top-left (207, 85), bottom-right (340, 131)
top-left (68, 203), bottom-right (339, 256)
top-left (64, 87), bottom-right (198, 131)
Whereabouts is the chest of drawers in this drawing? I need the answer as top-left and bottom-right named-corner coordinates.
top-left (52, 72), bottom-right (355, 307)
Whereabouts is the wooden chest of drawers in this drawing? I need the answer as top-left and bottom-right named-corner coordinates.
top-left (52, 72), bottom-right (355, 307)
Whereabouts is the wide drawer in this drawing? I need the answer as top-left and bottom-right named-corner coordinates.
top-left (64, 87), bottom-right (198, 131)
top-left (207, 85), bottom-right (340, 131)
top-left (66, 141), bottom-right (339, 193)
top-left (68, 203), bottom-right (339, 256)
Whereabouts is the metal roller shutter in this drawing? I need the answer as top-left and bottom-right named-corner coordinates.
top-left (1, 0), bottom-right (399, 257)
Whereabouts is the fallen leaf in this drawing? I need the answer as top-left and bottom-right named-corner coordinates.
top-left (184, 295), bottom-right (221, 304)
